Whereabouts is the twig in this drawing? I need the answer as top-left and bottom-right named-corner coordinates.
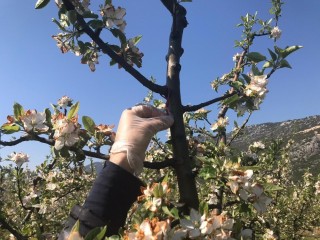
top-left (227, 112), bottom-right (252, 146)
top-left (0, 216), bottom-right (27, 240)
top-left (143, 158), bottom-right (175, 169)
top-left (183, 92), bottom-right (237, 112)
top-left (61, 0), bottom-right (167, 96)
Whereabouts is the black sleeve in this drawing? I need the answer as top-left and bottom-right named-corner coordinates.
top-left (58, 161), bottom-right (144, 239)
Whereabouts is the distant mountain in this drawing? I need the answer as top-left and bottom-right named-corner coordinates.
top-left (88, 116), bottom-right (320, 180)
top-left (229, 115), bottom-right (320, 179)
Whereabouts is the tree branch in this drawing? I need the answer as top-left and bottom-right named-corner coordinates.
top-left (183, 92), bottom-right (237, 112)
top-left (0, 134), bottom-right (110, 161)
top-left (160, 0), bottom-right (177, 14)
top-left (0, 216), bottom-right (27, 240)
top-left (61, 0), bottom-right (167, 96)
top-left (143, 158), bottom-right (175, 169)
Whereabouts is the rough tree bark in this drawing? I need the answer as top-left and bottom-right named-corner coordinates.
top-left (162, 0), bottom-right (199, 210)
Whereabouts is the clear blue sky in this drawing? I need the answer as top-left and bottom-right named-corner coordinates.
top-left (1, 1), bottom-right (319, 168)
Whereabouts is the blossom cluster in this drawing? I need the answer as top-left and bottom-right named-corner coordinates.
top-left (227, 168), bottom-right (272, 213)
top-left (52, 113), bottom-right (80, 150)
top-left (20, 109), bottom-right (49, 133)
top-left (100, 4), bottom-right (127, 32)
top-left (211, 117), bottom-right (229, 131)
top-left (174, 209), bottom-right (235, 240)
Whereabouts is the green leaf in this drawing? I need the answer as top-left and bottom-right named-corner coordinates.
top-left (67, 102), bottom-right (80, 120)
top-left (82, 116), bottom-right (96, 135)
top-left (262, 61), bottom-right (273, 69)
top-left (278, 59), bottom-right (292, 69)
top-left (282, 45), bottom-right (303, 58)
top-left (274, 46), bottom-right (283, 57)
top-left (131, 35), bottom-right (142, 45)
top-left (241, 74), bottom-right (251, 84)
top-left (67, 10), bottom-right (77, 25)
top-left (1, 124), bottom-right (20, 134)
top-left (268, 48), bottom-right (277, 61)
top-left (52, 18), bottom-right (67, 31)
top-left (85, 226), bottom-right (107, 240)
top-left (223, 94), bottom-right (239, 106)
top-left (110, 29), bottom-right (127, 46)
top-left (35, 0), bottom-right (50, 9)
top-left (88, 19), bottom-right (104, 29)
top-left (162, 206), bottom-right (175, 218)
top-left (109, 44), bottom-right (121, 53)
top-left (251, 64), bottom-right (261, 76)
top-left (247, 52), bottom-right (267, 63)
top-left (264, 183), bottom-right (283, 191)
top-left (82, 11), bottom-right (99, 19)
top-left (45, 108), bottom-right (52, 128)
top-left (13, 103), bottom-right (24, 120)
top-left (109, 59), bottom-right (117, 66)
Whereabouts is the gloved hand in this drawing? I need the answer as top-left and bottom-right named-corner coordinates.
top-left (110, 104), bottom-right (174, 176)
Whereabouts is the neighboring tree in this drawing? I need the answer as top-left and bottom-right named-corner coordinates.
top-left (1, 0), bottom-right (318, 239)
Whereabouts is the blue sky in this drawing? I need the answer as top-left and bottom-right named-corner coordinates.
top-left (1, 1), bottom-right (320, 168)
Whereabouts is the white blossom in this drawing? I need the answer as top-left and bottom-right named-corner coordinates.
top-left (315, 181), bottom-right (320, 195)
top-left (9, 152), bottom-right (29, 167)
top-left (20, 110), bottom-right (48, 132)
top-left (251, 184), bottom-right (273, 213)
top-left (100, 4), bottom-right (126, 32)
top-left (211, 117), bottom-right (229, 131)
top-left (57, 96), bottom-right (72, 108)
top-left (251, 141), bottom-right (265, 150)
top-left (270, 26), bottom-right (282, 39)
top-left (245, 75), bottom-right (268, 98)
top-left (233, 53), bottom-right (241, 62)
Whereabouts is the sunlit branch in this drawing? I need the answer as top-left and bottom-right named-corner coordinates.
top-left (183, 92), bottom-right (237, 112)
top-left (0, 134), bottom-right (110, 161)
top-left (61, 0), bottom-right (167, 96)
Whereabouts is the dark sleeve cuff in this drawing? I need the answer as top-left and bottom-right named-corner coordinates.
top-left (59, 161), bottom-right (144, 239)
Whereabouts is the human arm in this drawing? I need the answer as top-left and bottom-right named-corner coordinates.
top-left (58, 105), bottom-right (173, 238)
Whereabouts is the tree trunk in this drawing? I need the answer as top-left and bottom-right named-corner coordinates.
top-left (165, 3), bottom-right (199, 210)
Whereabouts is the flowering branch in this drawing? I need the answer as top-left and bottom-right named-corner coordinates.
top-left (183, 92), bottom-right (237, 112)
top-left (0, 134), bottom-right (110, 160)
top-left (60, 0), bottom-right (168, 96)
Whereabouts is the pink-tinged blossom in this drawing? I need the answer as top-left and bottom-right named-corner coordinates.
top-left (9, 152), bottom-right (29, 167)
top-left (270, 26), bottom-right (282, 39)
top-left (52, 113), bottom-right (80, 150)
top-left (57, 96), bottom-right (72, 108)
top-left (126, 218), bottom-right (170, 240)
top-left (20, 110), bottom-right (48, 133)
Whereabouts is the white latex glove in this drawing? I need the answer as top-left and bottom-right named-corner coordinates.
top-left (110, 105), bottom-right (174, 176)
